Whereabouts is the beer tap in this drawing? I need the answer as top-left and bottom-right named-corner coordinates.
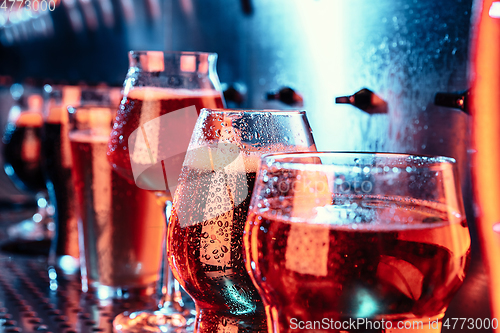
top-left (222, 82), bottom-right (246, 107)
top-left (335, 88), bottom-right (388, 114)
top-left (433, 89), bottom-right (470, 114)
top-left (266, 86), bottom-right (303, 106)
top-left (240, 0), bottom-right (253, 15)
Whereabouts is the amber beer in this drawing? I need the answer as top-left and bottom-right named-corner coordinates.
top-left (70, 131), bottom-right (164, 291)
top-left (168, 155), bottom-right (267, 332)
top-left (245, 198), bottom-right (470, 332)
top-left (107, 87), bottom-right (224, 181)
top-left (3, 111), bottom-right (45, 192)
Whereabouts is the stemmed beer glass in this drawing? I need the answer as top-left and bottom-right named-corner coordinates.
top-left (245, 152), bottom-right (471, 333)
top-left (167, 109), bottom-right (316, 332)
top-left (2, 88), bottom-right (52, 243)
top-left (107, 51), bottom-right (225, 332)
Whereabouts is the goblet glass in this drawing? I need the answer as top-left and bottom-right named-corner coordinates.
top-left (168, 109), bottom-right (316, 332)
top-left (245, 152), bottom-right (471, 333)
top-left (3, 88), bottom-right (52, 243)
top-left (107, 51), bottom-right (225, 332)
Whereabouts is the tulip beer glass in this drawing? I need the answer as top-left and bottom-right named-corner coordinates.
top-left (245, 152), bottom-right (470, 333)
top-left (108, 51), bottom-right (225, 332)
top-left (167, 109), bottom-right (316, 332)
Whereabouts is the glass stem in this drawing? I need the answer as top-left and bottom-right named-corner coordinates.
top-left (158, 200), bottom-right (184, 311)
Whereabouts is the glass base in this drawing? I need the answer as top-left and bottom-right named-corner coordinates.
top-left (193, 308), bottom-right (268, 333)
top-left (114, 305), bottom-right (196, 333)
top-left (7, 215), bottom-right (53, 241)
top-left (83, 282), bottom-right (157, 301)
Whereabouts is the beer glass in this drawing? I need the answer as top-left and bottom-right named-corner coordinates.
top-left (2, 87), bottom-right (52, 242)
top-left (245, 152), bottom-right (471, 333)
top-left (43, 84), bottom-right (121, 275)
top-left (108, 51), bottom-right (225, 332)
top-left (168, 109), bottom-right (316, 332)
top-left (69, 105), bottom-right (164, 297)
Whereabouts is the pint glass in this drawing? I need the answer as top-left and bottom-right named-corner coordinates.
top-left (69, 106), bottom-right (164, 297)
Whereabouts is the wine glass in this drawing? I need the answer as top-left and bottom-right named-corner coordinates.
top-left (167, 109), bottom-right (316, 332)
top-left (245, 152), bottom-right (471, 333)
top-left (2, 85), bottom-right (53, 243)
top-left (107, 51), bottom-right (225, 332)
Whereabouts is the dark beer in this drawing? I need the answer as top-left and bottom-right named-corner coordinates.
top-left (42, 108), bottom-right (79, 259)
top-left (107, 87), bottom-right (224, 181)
top-left (245, 197), bottom-right (470, 333)
top-left (70, 132), bottom-right (164, 289)
top-left (2, 111), bottom-right (45, 193)
top-left (168, 157), bottom-right (267, 332)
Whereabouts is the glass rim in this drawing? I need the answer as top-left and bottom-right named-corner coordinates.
top-left (67, 105), bottom-right (115, 112)
top-left (128, 50), bottom-right (218, 57)
top-left (200, 108), bottom-right (306, 115)
top-left (260, 151), bottom-right (457, 169)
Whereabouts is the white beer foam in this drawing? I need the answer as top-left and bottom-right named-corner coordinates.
top-left (126, 86), bottom-right (222, 101)
top-left (16, 111), bottom-right (43, 127)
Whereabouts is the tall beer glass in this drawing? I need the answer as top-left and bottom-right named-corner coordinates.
top-left (69, 106), bottom-right (164, 297)
top-left (108, 51), bottom-right (225, 332)
top-left (43, 84), bottom-right (122, 274)
top-left (168, 109), bottom-right (316, 332)
top-left (245, 152), bottom-right (471, 333)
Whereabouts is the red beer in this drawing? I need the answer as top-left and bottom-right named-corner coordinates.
top-left (168, 163), bottom-right (266, 331)
top-left (70, 130), bottom-right (164, 290)
top-left (107, 87), bottom-right (224, 181)
top-left (245, 197), bottom-right (470, 332)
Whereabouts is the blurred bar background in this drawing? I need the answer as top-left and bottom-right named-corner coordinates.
top-left (0, 0), bottom-right (491, 328)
